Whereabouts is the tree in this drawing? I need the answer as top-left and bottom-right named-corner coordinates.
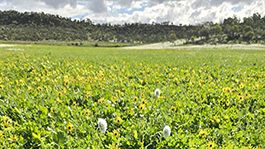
top-left (243, 31), bottom-right (254, 43)
top-left (0, 10), bottom-right (265, 44)
top-left (169, 31), bottom-right (177, 44)
top-left (210, 24), bottom-right (222, 36)
top-left (200, 26), bottom-right (210, 40)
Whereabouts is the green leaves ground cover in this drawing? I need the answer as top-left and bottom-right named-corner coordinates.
top-left (0, 45), bottom-right (264, 148)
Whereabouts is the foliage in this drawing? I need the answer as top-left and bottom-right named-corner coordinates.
top-left (1, 11), bottom-right (265, 44)
top-left (0, 45), bottom-right (265, 148)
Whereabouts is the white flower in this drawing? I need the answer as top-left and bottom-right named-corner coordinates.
top-left (163, 125), bottom-right (171, 138)
top-left (107, 100), bottom-right (112, 104)
top-left (98, 118), bottom-right (107, 133)
top-left (154, 88), bottom-right (161, 97)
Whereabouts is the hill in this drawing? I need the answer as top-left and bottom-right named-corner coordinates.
top-left (0, 10), bottom-right (265, 44)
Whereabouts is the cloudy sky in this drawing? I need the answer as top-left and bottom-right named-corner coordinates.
top-left (0, 0), bottom-right (264, 24)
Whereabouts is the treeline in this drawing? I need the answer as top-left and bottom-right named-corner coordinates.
top-left (0, 10), bottom-right (265, 44)
top-left (0, 10), bottom-right (92, 41)
top-left (193, 14), bottom-right (265, 44)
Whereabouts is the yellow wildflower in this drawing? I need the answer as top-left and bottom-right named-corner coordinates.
top-left (128, 108), bottom-right (134, 116)
top-left (207, 141), bottom-right (216, 149)
top-left (223, 87), bottom-right (232, 93)
top-left (139, 104), bottom-right (146, 111)
top-left (112, 130), bottom-right (120, 138)
top-left (115, 116), bottom-right (123, 125)
top-left (83, 109), bottom-right (91, 117)
top-left (110, 143), bottom-right (119, 149)
top-left (133, 97), bottom-right (138, 103)
top-left (199, 129), bottom-right (208, 138)
top-left (66, 123), bottom-right (74, 132)
top-left (98, 98), bottom-right (105, 104)
top-left (170, 106), bottom-right (177, 112)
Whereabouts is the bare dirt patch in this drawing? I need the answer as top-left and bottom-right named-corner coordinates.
top-left (0, 44), bottom-right (16, 48)
top-left (124, 42), bottom-right (265, 50)
top-left (0, 44), bottom-right (25, 51)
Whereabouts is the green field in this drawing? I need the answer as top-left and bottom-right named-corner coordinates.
top-left (0, 44), bottom-right (265, 148)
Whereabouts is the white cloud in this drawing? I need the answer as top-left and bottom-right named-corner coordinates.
top-left (0, 0), bottom-right (264, 24)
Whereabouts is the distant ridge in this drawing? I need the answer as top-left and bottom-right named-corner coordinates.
top-left (0, 10), bottom-right (264, 44)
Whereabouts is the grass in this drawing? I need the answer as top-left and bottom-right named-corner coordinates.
top-left (0, 44), bottom-right (265, 148)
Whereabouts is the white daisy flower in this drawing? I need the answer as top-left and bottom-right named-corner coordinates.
top-left (163, 125), bottom-right (171, 138)
top-left (98, 118), bottom-right (107, 133)
top-left (154, 88), bottom-right (161, 97)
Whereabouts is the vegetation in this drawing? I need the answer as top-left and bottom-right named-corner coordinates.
top-left (0, 45), bottom-right (265, 148)
top-left (0, 10), bottom-right (265, 44)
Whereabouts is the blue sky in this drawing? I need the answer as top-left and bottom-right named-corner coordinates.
top-left (0, 0), bottom-right (264, 24)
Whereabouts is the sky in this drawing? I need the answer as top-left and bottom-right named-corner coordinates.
top-left (0, 0), bottom-right (264, 24)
